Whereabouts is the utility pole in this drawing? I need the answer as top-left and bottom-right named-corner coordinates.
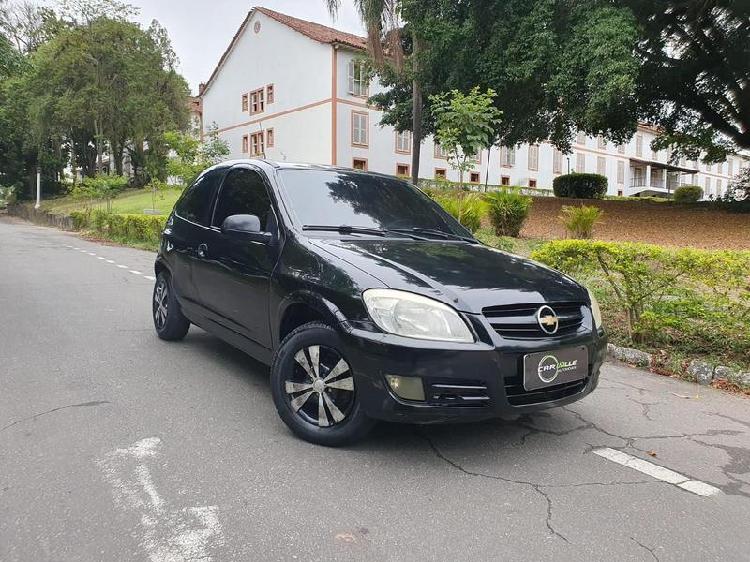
top-left (35, 166), bottom-right (41, 209)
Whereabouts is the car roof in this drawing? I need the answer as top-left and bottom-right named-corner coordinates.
top-left (214, 158), bottom-right (408, 182)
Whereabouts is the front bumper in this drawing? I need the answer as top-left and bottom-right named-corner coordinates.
top-left (338, 314), bottom-right (607, 424)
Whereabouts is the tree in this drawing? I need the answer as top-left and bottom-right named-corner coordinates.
top-left (626, 0), bottom-right (750, 161)
top-left (164, 124), bottom-right (229, 188)
top-left (430, 87), bottom-right (501, 188)
top-left (20, 16), bottom-right (189, 179)
top-left (326, 0), bottom-right (426, 185)
top-left (374, 0), bottom-right (640, 156)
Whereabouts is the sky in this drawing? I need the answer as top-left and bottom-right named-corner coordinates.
top-left (125, 0), bottom-right (365, 94)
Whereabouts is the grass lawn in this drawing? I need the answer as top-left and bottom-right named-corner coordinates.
top-left (41, 187), bottom-right (183, 216)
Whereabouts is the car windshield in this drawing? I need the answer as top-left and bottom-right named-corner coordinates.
top-left (278, 169), bottom-right (470, 237)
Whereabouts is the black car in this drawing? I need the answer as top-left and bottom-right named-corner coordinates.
top-left (152, 160), bottom-right (607, 446)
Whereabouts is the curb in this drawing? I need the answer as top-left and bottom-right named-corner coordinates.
top-left (606, 343), bottom-right (750, 389)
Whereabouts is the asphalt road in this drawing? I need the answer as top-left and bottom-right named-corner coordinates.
top-left (1, 216), bottom-right (749, 562)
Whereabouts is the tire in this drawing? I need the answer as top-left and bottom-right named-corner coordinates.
top-left (270, 321), bottom-right (375, 446)
top-left (152, 271), bottom-right (190, 341)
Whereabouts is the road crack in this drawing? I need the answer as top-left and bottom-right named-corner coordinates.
top-left (0, 401), bottom-right (110, 433)
top-left (631, 537), bottom-right (659, 561)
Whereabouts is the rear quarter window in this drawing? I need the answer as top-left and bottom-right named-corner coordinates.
top-left (174, 168), bottom-right (226, 225)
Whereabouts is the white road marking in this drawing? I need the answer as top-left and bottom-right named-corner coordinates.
top-left (144, 275), bottom-right (156, 281)
top-left (97, 257), bottom-right (105, 260)
top-left (117, 265), bottom-right (128, 269)
top-left (106, 259), bottom-right (115, 264)
top-left (129, 270), bottom-right (142, 275)
top-left (99, 437), bottom-right (224, 562)
top-left (88, 252), bottom-right (96, 256)
top-left (593, 448), bottom-right (721, 496)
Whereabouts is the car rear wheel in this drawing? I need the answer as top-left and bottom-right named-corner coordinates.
top-left (270, 322), bottom-right (374, 446)
top-left (152, 272), bottom-right (190, 341)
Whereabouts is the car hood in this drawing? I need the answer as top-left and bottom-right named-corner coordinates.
top-left (311, 238), bottom-right (587, 313)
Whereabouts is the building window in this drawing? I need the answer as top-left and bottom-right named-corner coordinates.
top-left (500, 176), bottom-right (510, 186)
top-left (396, 163), bottom-right (410, 177)
top-left (395, 130), bottom-right (412, 154)
top-left (500, 146), bottom-right (516, 167)
top-left (528, 179), bottom-right (537, 188)
top-left (470, 172), bottom-right (481, 183)
top-left (434, 142), bottom-right (449, 159)
top-left (351, 111), bottom-right (368, 146)
top-left (718, 161), bottom-right (724, 175)
top-left (617, 143), bottom-right (625, 154)
top-left (250, 88), bottom-right (265, 114)
top-left (241, 134), bottom-right (249, 154)
top-left (241, 93), bottom-right (249, 113)
top-left (597, 156), bottom-right (606, 176)
top-left (249, 132), bottom-right (264, 156)
top-left (353, 158), bottom-right (367, 171)
top-left (266, 128), bottom-right (274, 148)
top-left (651, 149), bottom-right (658, 161)
top-left (266, 84), bottom-right (274, 104)
top-left (553, 149), bottom-right (563, 174)
top-left (576, 131), bottom-right (586, 145)
top-left (576, 153), bottom-right (585, 173)
top-left (597, 136), bottom-right (606, 150)
top-left (728, 159), bottom-right (734, 176)
top-left (705, 176), bottom-right (711, 195)
top-left (617, 161), bottom-right (625, 184)
top-left (617, 189), bottom-right (623, 197)
top-left (528, 144), bottom-right (539, 171)
top-left (716, 179), bottom-right (722, 196)
top-left (636, 134), bottom-right (643, 157)
top-left (434, 168), bottom-right (446, 179)
top-left (348, 60), bottom-right (369, 97)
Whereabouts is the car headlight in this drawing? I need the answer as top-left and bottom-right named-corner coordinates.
top-left (588, 289), bottom-right (603, 329)
top-left (362, 289), bottom-right (474, 343)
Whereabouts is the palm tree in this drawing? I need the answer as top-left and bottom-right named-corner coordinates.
top-left (326, 0), bottom-right (423, 185)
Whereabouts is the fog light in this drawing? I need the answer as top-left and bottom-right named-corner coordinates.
top-left (385, 375), bottom-right (425, 401)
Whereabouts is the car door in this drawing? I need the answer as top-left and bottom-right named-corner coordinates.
top-left (191, 165), bottom-right (280, 349)
top-left (165, 167), bottom-right (227, 306)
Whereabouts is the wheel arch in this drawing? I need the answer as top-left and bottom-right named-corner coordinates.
top-left (275, 291), bottom-right (348, 348)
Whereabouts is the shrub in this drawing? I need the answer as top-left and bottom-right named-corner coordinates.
top-left (435, 192), bottom-right (485, 233)
top-left (553, 173), bottom-right (608, 199)
top-left (70, 209), bottom-right (166, 246)
top-left (0, 184), bottom-right (17, 208)
top-left (559, 205), bottom-right (603, 239)
top-left (720, 168), bottom-right (750, 213)
top-left (484, 189), bottom-right (532, 237)
top-left (673, 184), bottom-right (703, 203)
top-left (531, 240), bottom-right (750, 364)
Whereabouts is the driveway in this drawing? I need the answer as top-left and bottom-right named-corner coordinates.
top-left (1, 216), bottom-right (748, 561)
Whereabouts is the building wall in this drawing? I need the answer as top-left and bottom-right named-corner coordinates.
top-left (202, 10), bottom-right (333, 165)
top-left (203, 20), bottom-right (748, 200)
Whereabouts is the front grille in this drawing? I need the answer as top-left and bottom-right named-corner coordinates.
top-left (503, 374), bottom-right (588, 406)
top-left (483, 302), bottom-right (585, 339)
top-left (426, 379), bottom-right (490, 407)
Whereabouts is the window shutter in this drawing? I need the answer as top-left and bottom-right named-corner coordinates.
top-left (348, 61), bottom-right (355, 94)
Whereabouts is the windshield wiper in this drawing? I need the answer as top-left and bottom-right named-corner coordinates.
top-left (389, 227), bottom-right (477, 243)
top-left (303, 225), bottom-right (432, 241)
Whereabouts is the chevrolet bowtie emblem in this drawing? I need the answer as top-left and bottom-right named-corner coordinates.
top-left (536, 305), bottom-right (560, 334)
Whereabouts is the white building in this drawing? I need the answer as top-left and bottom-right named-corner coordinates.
top-left (201, 7), bottom-right (748, 199)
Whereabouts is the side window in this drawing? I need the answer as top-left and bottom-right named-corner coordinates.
top-left (175, 168), bottom-right (225, 225)
top-left (212, 168), bottom-right (273, 230)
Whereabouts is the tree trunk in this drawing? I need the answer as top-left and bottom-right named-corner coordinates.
top-left (94, 119), bottom-right (103, 175)
top-left (410, 36), bottom-right (423, 186)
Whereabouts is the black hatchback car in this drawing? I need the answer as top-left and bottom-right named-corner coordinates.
top-left (153, 160), bottom-right (607, 446)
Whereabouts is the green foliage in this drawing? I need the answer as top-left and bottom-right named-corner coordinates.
top-left (71, 174), bottom-right (128, 210)
top-left (71, 208), bottom-right (166, 247)
top-left (164, 125), bottom-right (229, 188)
top-left (720, 168), bottom-right (750, 213)
top-left (433, 191), bottom-right (485, 233)
top-left (0, 183), bottom-right (17, 207)
top-left (559, 205), bottom-right (603, 239)
top-left (429, 87), bottom-right (501, 187)
top-left (673, 184), bottom-right (703, 203)
top-left (553, 173), bottom-right (608, 199)
top-left (484, 189), bottom-right (532, 237)
top-left (531, 240), bottom-right (750, 364)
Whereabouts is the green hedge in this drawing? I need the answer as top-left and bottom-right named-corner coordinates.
top-left (70, 209), bottom-right (166, 246)
top-left (485, 190), bottom-right (532, 237)
top-left (674, 184), bottom-right (703, 203)
top-left (531, 240), bottom-right (750, 366)
top-left (553, 173), bottom-right (608, 199)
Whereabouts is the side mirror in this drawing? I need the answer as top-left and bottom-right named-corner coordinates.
top-left (221, 214), bottom-right (271, 243)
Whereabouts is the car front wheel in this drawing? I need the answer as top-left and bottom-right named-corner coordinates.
top-left (270, 322), bottom-right (374, 446)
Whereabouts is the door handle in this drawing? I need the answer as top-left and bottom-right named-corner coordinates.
top-left (197, 243), bottom-right (208, 259)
